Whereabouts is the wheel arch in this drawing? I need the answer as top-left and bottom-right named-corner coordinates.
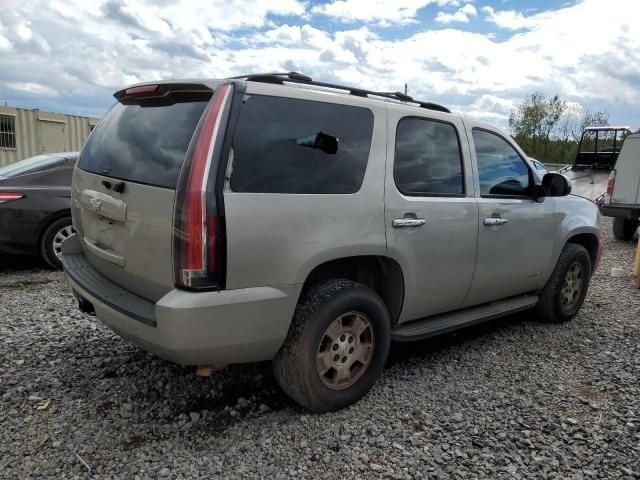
top-left (565, 232), bottom-right (599, 268)
top-left (300, 255), bottom-right (405, 324)
top-left (37, 208), bottom-right (72, 248)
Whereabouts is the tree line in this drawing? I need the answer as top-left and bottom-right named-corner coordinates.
top-left (508, 92), bottom-right (611, 164)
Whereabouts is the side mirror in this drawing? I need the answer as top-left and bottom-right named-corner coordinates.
top-left (541, 173), bottom-right (572, 197)
top-left (296, 132), bottom-right (339, 154)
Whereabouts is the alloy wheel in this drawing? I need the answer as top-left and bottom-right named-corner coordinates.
top-left (52, 225), bottom-right (75, 260)
top-left (560, 261), bottom-right (583, 309)
top-left (316, 311), bottom-right (375, 390)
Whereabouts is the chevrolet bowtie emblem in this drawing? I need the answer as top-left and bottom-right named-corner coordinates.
top-left (88, 198), bottom-right (103, 211)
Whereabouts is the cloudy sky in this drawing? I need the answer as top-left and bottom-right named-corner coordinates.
top-left (0, 0), bottom-right (639, 127)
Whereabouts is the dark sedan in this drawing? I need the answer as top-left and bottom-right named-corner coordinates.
top-left (0, 152), bottom-right (78, 269)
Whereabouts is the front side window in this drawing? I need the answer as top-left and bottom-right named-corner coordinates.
top-left (532, 159), bottom-right (548, 173)
top-left (394, 117), bottom-right (464, 196)
top-left (473, 129), bottom-right (531, 197)
top-left (230, 95), bottom-right (374, 194)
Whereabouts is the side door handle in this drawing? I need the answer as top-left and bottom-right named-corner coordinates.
top-left (484, 217), bottom-right (508, 226)
top-left (393, 218), bottom-right (426, 228)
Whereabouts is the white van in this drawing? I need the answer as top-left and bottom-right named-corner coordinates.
top-left (602, 132), bottom-right (640, 240)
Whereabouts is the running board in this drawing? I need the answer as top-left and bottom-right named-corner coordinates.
top-left (391, 295), bottom-right (538, 342)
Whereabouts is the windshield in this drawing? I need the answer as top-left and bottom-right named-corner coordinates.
top-left (0, 154), bottom-right (65, 179)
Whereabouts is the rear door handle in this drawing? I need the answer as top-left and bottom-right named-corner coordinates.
top-left (484, 217), bottom-right (508, 226)
top-left (393, 218), bottom-right (426, 228)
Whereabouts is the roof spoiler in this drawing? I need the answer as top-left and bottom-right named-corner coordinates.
top-left (114, 82), bottom-right (216, 103)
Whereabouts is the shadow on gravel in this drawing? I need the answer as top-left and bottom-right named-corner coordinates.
top-left (183, 363), bottom-right (293, 413)
top-left (386, 310), bottom-right (531, 367)
top-left (0, 253), bottom-right (49, 273)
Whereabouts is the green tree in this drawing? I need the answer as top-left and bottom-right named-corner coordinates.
top-left (508, 92), bottom-right (610, 164)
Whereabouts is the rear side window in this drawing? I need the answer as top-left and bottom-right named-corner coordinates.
top-left (472, 129), bottom-right (531, 197)
top-left (79, 98), bottom-right (209, 189)
top-left (394, 117), bottom-right (464, 195)
top-left (229, 95), bottom-right (374, 194)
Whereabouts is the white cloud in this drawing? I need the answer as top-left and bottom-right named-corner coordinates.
top-left (252, 24), bottom-right (333, 48)
top-left (481, 6), bottom-right (536, 30)
top-left (0, 0), bottom-right (639, 127)
top-left (0, 34), bottom-right (10, 50)
top-left (435, 3), bottom-right (477, 24)
top-left (311, 0), bottom-right (460, 26)
top-left (465, 94), bottom-right (515, 123)
top-left (6, 82), bottom-right (58, 96)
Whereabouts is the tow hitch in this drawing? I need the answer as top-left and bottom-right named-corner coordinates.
top-left (78, 298), bottom-right (96, 316)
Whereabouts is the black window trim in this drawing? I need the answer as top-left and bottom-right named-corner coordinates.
top-left (472, 127), bottom-right (536, 200)
top-left (393, 115), bottom-right (467, 198)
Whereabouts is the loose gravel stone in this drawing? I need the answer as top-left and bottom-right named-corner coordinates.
top-left (0, 218), bottom-right (639, 479)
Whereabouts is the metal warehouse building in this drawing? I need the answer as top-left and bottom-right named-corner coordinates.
top-left (0, 105), bottom-right (100, 166)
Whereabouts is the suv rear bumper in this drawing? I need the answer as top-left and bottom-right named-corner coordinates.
top-left (62, 234), bottom-right (301, 366)
top-left (600, 204), bottom-right (640, 220)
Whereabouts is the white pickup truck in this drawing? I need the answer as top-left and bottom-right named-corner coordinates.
top-left (601, 133), bottom-right (640, 240)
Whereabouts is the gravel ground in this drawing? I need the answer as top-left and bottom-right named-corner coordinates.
top-left (1, 218), bottom-right (639, 479)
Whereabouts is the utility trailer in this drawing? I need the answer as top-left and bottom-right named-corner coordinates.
top-left (574, 126), bottom-right (631, 171)
top-left (543, 163), bottom-right (610, 204)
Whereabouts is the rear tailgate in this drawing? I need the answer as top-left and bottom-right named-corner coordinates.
top-left (72, 82), bottom-right (219, 302)
top-left (611, 136), bottom-right (640, 205)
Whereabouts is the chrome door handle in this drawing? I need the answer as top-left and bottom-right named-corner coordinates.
top-left (393, 218), bottom-right (426, 228)
top-left (484, 217), bottom-right (508, 226)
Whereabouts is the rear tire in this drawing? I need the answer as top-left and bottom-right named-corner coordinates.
top-left (613, 217), bottom-right (639, 241)
top-left (41, 217), bottom-right (74, 269)
top-left (273, 279), bottom-right (391, 412)
top-left (536, 243), bottom-right (591, 323)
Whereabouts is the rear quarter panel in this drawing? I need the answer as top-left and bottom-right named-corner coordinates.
top-left (0, 167), bottom-right (73, 254)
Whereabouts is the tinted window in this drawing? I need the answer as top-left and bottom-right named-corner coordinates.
top-left (230, 95), bottom-right (374, 194)
top-left (394, 118), bottom-right (463, 195)
top-left (473, 129), bottom-right (531, 197)
top-left (79, 98), bottom-right (208, 189)
top-left (531, 159), bottom-right (548, 173)
top-left (0, 154), bottom-right (65, 179)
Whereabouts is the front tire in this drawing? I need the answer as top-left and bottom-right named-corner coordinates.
top-left (273, 279), bottom-right (391, 412)
top-left (613, 217), bottom-right (639, 241)
top-left (536, 243), bottom-right (592, 323)
top-left (41, 217), bottom-right (74, 269)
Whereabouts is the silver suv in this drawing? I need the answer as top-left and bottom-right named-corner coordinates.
top-left (62, 72), bottom-right (601, 412)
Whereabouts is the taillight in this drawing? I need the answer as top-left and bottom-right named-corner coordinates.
top-left (125, 84), bottom-right (158, 96)
top-left (0, 193), bottom-right (24, 203)
top-left (606, 170), bottom-right (616, 196)
top-left (174, 83), bottom-right (231, 289)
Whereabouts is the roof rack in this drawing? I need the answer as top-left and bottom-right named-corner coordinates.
top-left (229, 72), bottom-right (451, 113)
